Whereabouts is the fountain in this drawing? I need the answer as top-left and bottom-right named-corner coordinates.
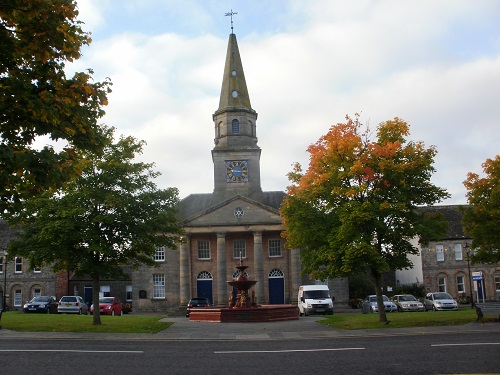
top-left (188, 258), bottom-right (299, 322)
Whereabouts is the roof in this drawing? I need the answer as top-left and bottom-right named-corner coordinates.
top-left (177, 191), bottom-right (286, 222)
top-left (419, 205), bottom-right (468, 240)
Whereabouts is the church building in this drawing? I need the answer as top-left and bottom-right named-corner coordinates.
top-left (131, 32), bottom-right (348, 312)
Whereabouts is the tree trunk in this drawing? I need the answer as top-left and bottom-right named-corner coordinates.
top-left (374, 272), bottom-right (388, 323)
top-left (92, 276), bottom-right (101, 325)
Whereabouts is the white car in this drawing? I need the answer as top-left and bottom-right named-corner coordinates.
top-left (423, 292), bottom-right (458, 311)
top-left (57, 296), bottom-right (89, 314)
top-left (362, 295), bottom-right (398, 314)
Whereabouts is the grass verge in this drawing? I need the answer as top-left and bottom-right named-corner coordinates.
top-left (318, 308), bottom-right (498, 330)
top-left (0, 311), bottom-right (173, 333)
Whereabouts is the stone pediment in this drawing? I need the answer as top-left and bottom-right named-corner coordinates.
top-left (184, 195), bottom-right (283, 228)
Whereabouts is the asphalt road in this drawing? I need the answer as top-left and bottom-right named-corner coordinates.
top-left (0, 331), bottom-right (499, 374)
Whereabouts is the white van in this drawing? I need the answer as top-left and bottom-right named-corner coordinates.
top-left (298, 285), bottom-right (334, 316)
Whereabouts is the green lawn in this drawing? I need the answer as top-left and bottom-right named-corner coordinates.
top-left (319, 308), bottom-right (497, 330)
top-left (0, 311), bottom-right (173, 333)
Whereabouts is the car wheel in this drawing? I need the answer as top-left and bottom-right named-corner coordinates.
top-left (432, 305), bottom-right (437, 311)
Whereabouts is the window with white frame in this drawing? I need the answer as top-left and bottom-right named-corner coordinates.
top-left (438, 276), bottom-right (446, 292)
top-left (14, 289), bottom-right (22, 307)
top-left (126, 285), bottom-right (132, 301)
top-left (153, 274), bottom-right (165, 299)
top-left (495, 275), bottom-right (500, 291)
top-left (233, 239), bottom-right (246, 258)
top-left (457, 275), bottom-right (465, 293)
top-left (154, 246), bottom-right (165, 262)
top-left (454, 244), bottom-right (463, 261)
top-left (269, 239), bottom-right (282, 257)
top-left (100, 285), bottom-right (110, 297)
top-left (33, 266), bottom-right (41, 273)
top-left (197, 240), bottom-right (210, 260)
top-left (436, 245), bottom-right (444, 262)
top-left (15, 256), bottom-right (23, 273)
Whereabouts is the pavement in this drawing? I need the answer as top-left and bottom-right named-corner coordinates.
top-left (1, 315), bottom-right (499, 341)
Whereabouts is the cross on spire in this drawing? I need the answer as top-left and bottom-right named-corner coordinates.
top-left (225, 9), bottom-right (237, 33)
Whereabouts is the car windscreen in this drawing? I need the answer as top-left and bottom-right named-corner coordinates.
top-left (60, 297), bottom-right (77, 302)
top-left (100, 298), bottom-right (114, 303)
top-left (304, 290), bottom-right (330, 299)
top-left (400, 295), bottom-right (416, 301)
top-left (434, 293), bottom-right (452, 300)
top-left (32, 296), bottom-right (50, 302)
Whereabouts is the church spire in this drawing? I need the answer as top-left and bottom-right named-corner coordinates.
top-left (215, 33), bottom-right (254, 115)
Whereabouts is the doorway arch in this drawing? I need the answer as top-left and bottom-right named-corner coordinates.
top-left (268, 268), bottom-right (285, 304)
top-left (196, 271), bottom-right (213, 304)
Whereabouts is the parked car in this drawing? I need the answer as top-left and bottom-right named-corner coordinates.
top-left (362, 295), bottom-right (398, 314)
top-left (186, 297), bottom-right (211, 317)
top-left (392, 294), bottom-right (425, 312)
top-left (23, 296), bottom-right (58, 314)
top-left (57, 296), bottom-right (89, 315)
top-left (423, 292), bottom-right (458, 311)
top-left (90, 297), bottom-right (123, 316)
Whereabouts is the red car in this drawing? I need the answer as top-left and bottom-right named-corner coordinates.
top-left (90, 297), bottom-right (123, 316)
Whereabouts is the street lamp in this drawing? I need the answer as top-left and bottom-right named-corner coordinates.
top-left (464, 243), bottom-right (474, 309)
top-left (2, 252), bottom-right (7, 312)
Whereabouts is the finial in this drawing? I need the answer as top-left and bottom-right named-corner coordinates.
top-left (225, 9), bottom-right (237, 33)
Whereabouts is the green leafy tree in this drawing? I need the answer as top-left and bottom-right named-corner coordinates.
top-left (462, 155), bottom-right (500, 264)
top-left (9, 128), bottom-right (183, 325)
top-left (1, 0), bottom-right (111, 215)
top-left (281, 115), bottom-right (449, 322)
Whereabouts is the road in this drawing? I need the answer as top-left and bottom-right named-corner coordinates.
top-left (0, 331), bottom-right (498, 374)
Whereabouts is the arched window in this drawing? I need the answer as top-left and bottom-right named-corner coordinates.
top-left (268, 269), bottom-right (284, 278)
top-left (197, 271), bottom-right (213, 280)
top-left (231, 119), bottom-right (240, 134)
top-left (232, 269), bottom-right (249, 280)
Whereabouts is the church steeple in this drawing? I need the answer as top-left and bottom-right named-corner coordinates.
top-left (211, 33), bottom-right (262, 201)
top-left (216, 33), bottom-right (254, 114)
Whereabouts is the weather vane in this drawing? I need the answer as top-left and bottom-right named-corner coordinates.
top-left (225, 9), bottom-right (237, 33)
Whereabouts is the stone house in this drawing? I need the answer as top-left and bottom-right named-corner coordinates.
top-left (419, 205), bottom-right (499, 302)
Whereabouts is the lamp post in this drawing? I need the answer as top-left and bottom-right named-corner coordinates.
top-left (464, 243), bottom-right (474, 309)
top-left (2, 252), bottom-right (7, 312)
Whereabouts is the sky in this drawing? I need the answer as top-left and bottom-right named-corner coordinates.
top-left (71, 0), bottom-right (500, 204)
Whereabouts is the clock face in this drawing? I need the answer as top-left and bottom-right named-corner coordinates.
top-left (226, 160), bottom-right (248, 182)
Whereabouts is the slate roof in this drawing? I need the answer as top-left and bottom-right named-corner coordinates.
top-left (177, 191), bottom-right (286, 222)
top-left (419, 204), bottom-right (468, 240)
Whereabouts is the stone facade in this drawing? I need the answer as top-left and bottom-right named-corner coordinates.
top-left (419, 206), bottom-right (500, 302)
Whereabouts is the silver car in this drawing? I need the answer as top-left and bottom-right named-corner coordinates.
top-left (392, 294), bottom-right (425, 312)
top-left (57, 296), bottom-right (89, 314)
top-left (362, 295), bottom-right (398, 314)
top-left (423, 292), bottom-right (458, 311)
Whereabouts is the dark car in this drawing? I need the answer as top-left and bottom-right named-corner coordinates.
top-left (23, 296), bottom-right (58, 314)
top-left (186, 297), bottom-right (211, 317)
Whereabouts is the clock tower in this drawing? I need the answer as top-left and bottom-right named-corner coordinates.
top-left (212, 33), bottom-right (262, 201)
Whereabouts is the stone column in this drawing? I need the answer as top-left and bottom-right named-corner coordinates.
top-left (179, 236), bottom-right (190, 306)
top-left (216, 233), bottom-right (227, 306)
top-left (253, 231), bottom-right (265, 303)
top-left (290, 248), bottom-right (301, 304)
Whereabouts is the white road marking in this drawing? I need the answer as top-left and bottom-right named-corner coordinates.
top-left (215, 348), bottom-right (364, 354)
top-left (431, 343), bottom-right (500, 347)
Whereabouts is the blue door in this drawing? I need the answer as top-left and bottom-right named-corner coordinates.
top-left (196, 279), bottom-right (213, 305)
top-left (268, 277), bottom-right (285, 304)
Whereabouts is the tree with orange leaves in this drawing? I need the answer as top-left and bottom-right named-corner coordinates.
top-left (280, 114), bottom-right (449, 322)
top-left (462, 155), bottom-right (500, 264)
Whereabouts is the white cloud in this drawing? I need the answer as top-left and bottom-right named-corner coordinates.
top-left (72, 0), bottom-right (500, 203)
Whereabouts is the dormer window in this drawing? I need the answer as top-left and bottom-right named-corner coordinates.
top-left (232, 119), bottom-right (240, 134)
